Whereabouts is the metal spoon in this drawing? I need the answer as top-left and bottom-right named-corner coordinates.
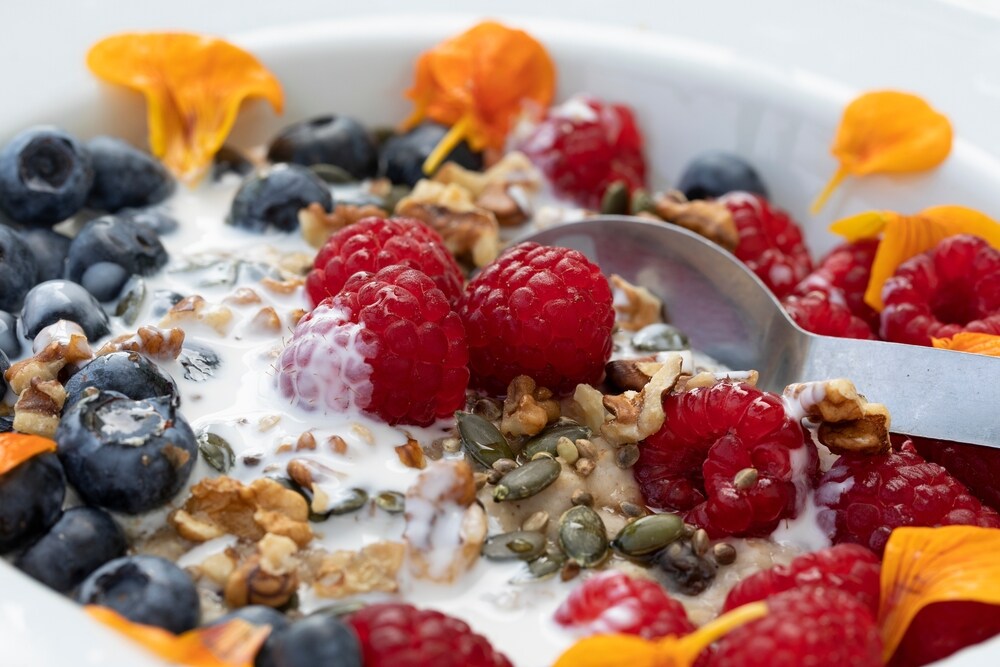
top-left (520, 216), bottom-right (1000, 447)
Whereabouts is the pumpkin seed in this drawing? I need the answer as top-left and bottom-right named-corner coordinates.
top-left (373, 491), bottom-right (405, 514)
top-left (611, 513), bottom-right (684, 557)
top-left (197, 432), bottom-right (234, 473)
top-left (558, 505), bottom-right (609, 567)
top-left (482, 531), bottom-right (546, 561)
top-left (630, 188), bottom-right (657, 215)
top-left (115, 276), bottom-right (146, 326)
top-left (511, 547), bottom-right (566, 583)
top-left (309, 487), bottom-right (369, 521)
top-left (456, 412), bottom-right (514, 467)
top-left (631, 323), bottom-right (689, 352)
top-left (524, 422), bottom-right (591, 459)
top-left (493, 457), bottom-right (561, 502)
top-left (600, 180), bottom-right (629, 215)
top-left (309, 163), bottom-right (356, 184)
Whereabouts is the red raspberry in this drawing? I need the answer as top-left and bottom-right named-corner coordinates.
top-left (815, 440), bottom-right (1000, 555)
top-left (708, 587), bottom-right (882, 667)
top-left (908, 434), bottom-right (1000, 512)
top-left (278, 265), bottom-right (469, 426)
top-left (305, 216), bottom-right (464, 307)
top-left (458, 242), bottom-right (614, 395)
top-left (792, 238), bottom-right (880, 332)
top-left (722, 544), bottom-right (881, 615)
top-left (346, 602), bottom-right (511, 667)
top-left (518, 95), bottom-right (647, 209)
top-left (554, 571), bottom-right (695, 640)
top-left (890, 601), bottom-right (1000, 667)
top-left (634, 382), bottom-right (818, 537)
top-left (719, 192), bottom-right (813, 298)
top-left (881, 234), bottom-right (1000, 345)
top-left (781, 291), bottom-right (877, 340)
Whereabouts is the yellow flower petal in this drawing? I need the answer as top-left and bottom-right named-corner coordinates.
top-left (932, 332), bottom-right (1000, 356)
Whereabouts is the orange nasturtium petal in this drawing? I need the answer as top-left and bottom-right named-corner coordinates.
top-left (932, 332), bottom-right (1000, 356)
top-left (0, 433), bottom-right (56, 476)
top-left (811, 91), bottom-right (953, 214)
top-left (86, 32), bottom-right (284, 183)
top-left (879, 526), bottom-right (1000, 663)
top-left (86, 606), bottom-right (270, 667)
top-left (404, 21), bottom-right (556, 174)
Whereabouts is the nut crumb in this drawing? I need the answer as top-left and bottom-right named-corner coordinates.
top-left (611, 275), bottom-right (664, 332)
top-left (97, 326), bottom-right (185, 360)
top-left (298, 202), bottom-right (388, 249)
top-left (501, 375), bottom-right (560, 437)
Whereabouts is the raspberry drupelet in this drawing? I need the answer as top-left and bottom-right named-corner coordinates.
top-left (782, 290), bottom-right (877, 339)
top-left (792, 238), bottom-right (880, 332)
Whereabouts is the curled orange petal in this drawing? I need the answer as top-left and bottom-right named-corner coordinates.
top-left (87, 32), bottom-right (284, 183)
top-left (812, 91), bottom-right (952, 213)
top-left (932, 332), bottom-right (1000, 356)
top-left (0, 433), bottom-right (56, 476)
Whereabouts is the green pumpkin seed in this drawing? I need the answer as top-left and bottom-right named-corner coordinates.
top-left (309, 488), bottom-right (369, 521)
top-left (611, 513), bottom-right (684, 557)
top-left (524, 422), bottom-right (591, 459)
top-left (517, 548), bottom-right (567, 582)
top-left (197, 432), bottom-right (234, 473)
top-left (309, 163), bottom-right (356, 184)
top-left (600, 180), bottom-right (629, 215)
top-left (493, 457), bottom-right (561, 502)
top-left (559, 505), bottom-right (609, 567)
top-left (630, 188), bottom-right (657, 215)
top-left (373, 491), bottom-right (405, 514)
top-left (631, 323), bottom-right (689, 352)
top-left (456, 412), bottom-right (514, 467)
top-left (115, 276), bottom-right (146, 326)
top-left (482, 531), bottom-right (546, 561)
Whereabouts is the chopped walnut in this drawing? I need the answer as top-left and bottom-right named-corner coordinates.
top-left (6, 321), bottom-right (93, 394)
top-left (224, 533), bottom-right (299, 608)
top-left (566, 383), bottom-right (609, 433)
top-left (224, 287), bottom-right (262, 306)
top-left (395, 180), bottom-right (499, 267)
top-left (249, 307), bottom-right (282, 334)
top-left (12, 378), bottom-right (65, 437)
top-left (193, 549), bottom-right (238, 588)
top-left (605, 357), bottom-right (666, 392)
top-left (652, 191), bottom-right (739, 252)
top-left (475, 183), bottom-right (529, 226)
top-left (432, 151), bottom-right (541, 198)
top-left (299, 202), bottom-right (388, 248)
top-left (395, 436), bottom-right (427, 470)
top-left (309, 542), bottom-right (406, 598)
top-left (675, 370), bottom-right (760, 392)
top-left (782, 379), bottom-right (891, 455)
top-left (601, 354), bottom-right (684, 446)
top-left (500, 376), bottom-right (561, 437)
top-left (260, 276), bottom-right (305, 295)
top-left (160, 296), bottom-right (233, 336)
top-left (96, 326), bottom-right (185, 360)
top-left (611, 275), bottom-right (664, 332)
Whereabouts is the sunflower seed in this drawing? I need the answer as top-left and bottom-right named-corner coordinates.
top-left (521, 511), bottom-right (550, 533)
top-left (712, 542), bottom-right (737, 565)
top-left (691, 528), bottom-right (710, 556)
top-left (559, 505), bottom-right (609, 567)
top-left (733, 467), bottom-right (759, 490)
top-left (524, 422), bottom-right (591, 459)
top-left (482, 531), bottom-right (546, 561)
top-left (373, 491), bottom-right (405, 514)
top-left (491, 458), bottom-right (518, 474)
top-left (611, 513), bottom-right (684, 557)
top-left (493, 457), bottom-right (561, 502)
top-left (555, 437), bottom-right (580, 465)
top-left (457, 412), bottom-right (514, 467)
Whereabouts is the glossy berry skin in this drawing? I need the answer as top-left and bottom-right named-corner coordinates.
top-left (65, 214), bottom-right (169, 284)
top-left (554, 571), bottom-right (695, 639)
top-left (279, 265), bottom-right (469, 426)
top-left (816, 440), bottom-right (1000, 555)
top-left (677, 151), bottom-right (769, 201)
top-left (378, 122), bottom-right (482, 187)
top-left (0, 126), bottom-right (93, 225)
top-left (306, 216), bottom-right (464, 307)
top-left (891, 601), bottom-right (1000, 667)
top-left (719, 192), bottom-right (813, 298)
top-left (0, 310), bottom-right (20, 358)
top-left (268, 115), bottom-right (378, 180)
top-left (792, 238), bottom-right (880, 332)
top-left (0, 454), bottom-right (65, 554)
top-left (881, 234), bottom-right (1000, 345)
top-left (21, 279), bottom-right (110, 340)
top-left (20, 227), bottom-right (71, 282)
top-left (228, 164), bottom-right (333, 232)
top-left (0, 225), bottom-right (40, 311)
top-left (782, 291), bottom-right (877, 340)
top-left (57, 390), bottom-right (197, 514)
top-left (910, 435), bottom-right (1000, 512)
top-left (77, 555), bottom-right (199, 633)
top-left (346, 603), bottom-right (512, 667)
top-left (121, 208), bottom-right (179, 235)
top-left (722, 544), bottom-right (881, 615)
top-left (459, 242), bottom-right (614, 395)
top-left (709, 587), bottom-right (882, 667)
top-left (519, 95), bottom-right (646, 209)
top-left (85, 136), bottom-right (174, 212)
top-left (15, 506), bottom-right (126, 593)
top-left (81, 262), bottom-right (130, 302)
top-left (63, 351), bottom-right (179, 410)
top-left (635, 381), bottom-right (817, 537)
top-left (255, 614), bottom-right (362, 667)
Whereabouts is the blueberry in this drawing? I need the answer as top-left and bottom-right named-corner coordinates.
top-left (212, 146), bottom-right (255, 181)
top-left (378, 122), bottom-right (482, 187)
top-left (77, 555), bottom-right (199, 633)
top-left (57, 391), bottom-right (196, 514)
top-left (21, 280), bottom-right (110, 340)
top-left (255, 614), bottom-right (362, 667)
top-left (0, 416), bottom-right (12, 432)
top-left (20, 227), bottom-right (71, 282)
top-left (0, 347), bottom-right (8, 395)
top-left (267, 115), bottom-right (377, 180)
top-left (120, 208), bottom-right (179, 235)
top-left (0, 453), bottom-right (65, 554)
top-left (63, 351), bottom-right (179, 410)
top-left (227, 164), bottom-right (333, 233)
top-left (0, 310), bottom-right (20, 358)
top-left (0, 127), bottom-right (94, 226)
top-left (15, 506), bottom-right (126, 593)
top-left (212, 605), bottom-right (290, 659)
top-left (65, 214), bottom-right (168, 283)
top-left (0, 225), bottom-right (40, 311)
top-left (85, 137), bottom-right (174, 213)
top-left (677, 151), bottom-right (769, 200)
top-left (81, 262), bottom-right (130, 302)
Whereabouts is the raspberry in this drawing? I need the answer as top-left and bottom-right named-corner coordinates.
top-left (793, 238), bottom-right (880, 331)
top-left (719, 192), bottom-right (813, 298)
top-left (890, 601), bottom-right (1000, 667)
top-left (881, 234), bottom-right (1000, 345)
top-left (518, 95), bottom-right (647, 209)
top-left (346, 602), bottom-right (511, 667)
top-left (458, 242), bottom-right (614, 395)
top-left (815, 440), bottom-right (1000, 555)
top-left (634, 382), bottom-right (818, 537)
top-left (554, 571), bottom-right (695, 640)
top-left (708, 587), bottom-right (882, 667)
top-left (781, 291), bottom-right (877, 339)
top-left (722, 544), bottom-right (881, 615)
top-left (909, 434), bottom-right (1000, 512)
top-left (278, 265), bottom-right (469, 426)
top-left (305, 216), bottom-right (464, 307)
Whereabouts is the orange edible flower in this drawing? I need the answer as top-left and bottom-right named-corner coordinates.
top-left (0, 433), bottom-right (56, 476)
top-left (87, 32), bottom-right (284, 183)
top-left (404, 21), bottom-right (555, 175)
top-left (812, 91), bottom-right (953, 213)
top-left (86, 606), bottom-right (270, 667)
top-left (829, 205), bottom-right (1000, 310)
top-left (932, 332), bottom-right (1000, 356)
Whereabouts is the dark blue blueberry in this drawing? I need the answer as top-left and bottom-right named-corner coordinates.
top-left (267, 115), bottom-right (377, 180)
top-left (0, 453), bottom-right (65, 554)
top-left (85, 137), bottom-right (174, 212)
top-left (0, 310), bottom-right (20, 358)
top-left (255, 614), bottom-right (362, 667)
top-left (21, 279), bottom-right (110, 340)
top-left (212, 146), bottom-right (254, 181)
top-left (20, 227), bottom-right (71, 282)
top-left (120, 208), bottom-right (179, 235)
top-left (57, 391), bottom-right (196, 514)
top-left (80, 261), bottom-right (130, 302)
top-left (15, 506), bottom-right (126, 593)
top-left (77, 555), bottom-right (199, 633)
top-left (227, 164), bottom-right (333, 233)
top-left (0, 416), bottom-right (13, 432)
top-left (378, 122), bottom-right (482, 187)
top-left (63, 351), bottom-right (179, 410)
top-left (0, 225), bottom-right (40, 311)
top-left (65, 214), bottom-right (168, 283)
top-left (0, 347), bottom-right (8, 396)
top-left (213, 605), bottom-right (291, 631)
top-left (0, 127), bottom-right (94, 226)
top-left (676, 151), bottom-right (769, 201)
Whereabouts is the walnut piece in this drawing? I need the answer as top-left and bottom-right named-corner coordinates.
top-left (652, 191), bottom-right (739, 252)
top-left (395, 180), bottom-right (499, 267)
top-left (500, 375), bottom-right (561, 437)
top-left (605, 357), bottom-right (666, 392)
top-left (96, 326), bottom-right (185, 360)
top-left (782, 379), bottom-right (891, 455)
top-left (611, 275), bottom-right (664, 332)
top-left (12, 378), bottom-right (66, 437)
top-left (224, 533), bottom-right (299, 608)
top-left (159, 296), bottom-right (233, 336)
top-left (395, 436), bottom-right (427, 470)
top-left (601, 354), bottom-right (684, 446)
top-left (310, 541), bottom-right (406, 598)
top-left (567, 383), bottom-right (609, 433)
top-left (299, 202), bottom-right (388, 248)
top-left (675, 370), bottom-right (760, 392)
top-left (433, 151), bottom-right (541, 198)
top-left (6, 320), bottom-right (93, 395)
